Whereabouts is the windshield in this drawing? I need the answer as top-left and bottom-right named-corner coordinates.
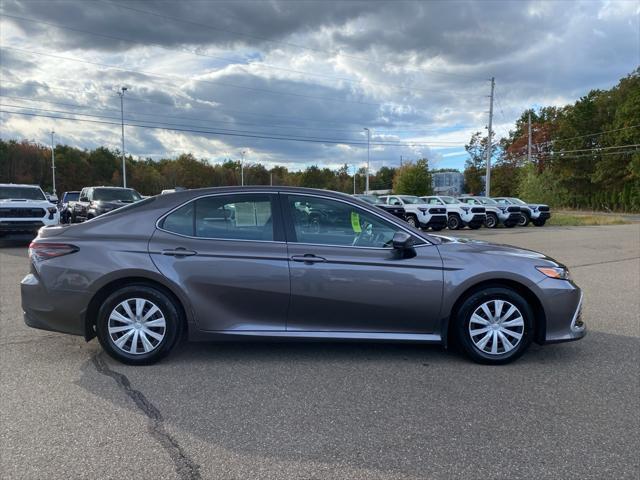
top-left (440, 196), bottom-right (458, 204)
top-left (509, 197), bottom-right (526, 205)
top-left (398, 195), bottom-right (421, 204)
top-left (93, 188), bottom-right (142, 202)
top-left (355, 195), bottom-right (383, 205)
top-left (64, 192), bottom-right (80, 202)
top-left (0, 186), bottom-right (46, 200)
top-left (478, 197), bottom-right (498, 205)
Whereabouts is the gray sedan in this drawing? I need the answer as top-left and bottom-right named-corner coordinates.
top-left (21, 187), bottom-right (585, 365)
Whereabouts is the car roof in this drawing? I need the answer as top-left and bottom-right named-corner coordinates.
top-left (0, 183), bottom-right (41, 188)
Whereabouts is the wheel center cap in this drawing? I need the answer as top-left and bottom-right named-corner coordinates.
top-left (134, 322), bottom-right (142, 329)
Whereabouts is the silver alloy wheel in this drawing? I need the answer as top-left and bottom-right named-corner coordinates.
top-left (518, 214), bottom-right (529, 226)
top-left (108, 298), bottom-right (166, 355)
top-left (486, 214), bottom-right (497, 228)
top-left (468, 299), bottom-right (524, 355)
top-left (407, 216), bottom-right (417, 227)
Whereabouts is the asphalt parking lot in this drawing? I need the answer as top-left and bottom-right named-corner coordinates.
top-left (1, 224), bottom-right (639, 480)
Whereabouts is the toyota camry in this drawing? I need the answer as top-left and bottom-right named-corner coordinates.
top-left (21, 187), bottom-right (585, 365)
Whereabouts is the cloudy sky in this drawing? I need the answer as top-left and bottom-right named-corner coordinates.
top-left (0, 0), bottom-right (638, 172)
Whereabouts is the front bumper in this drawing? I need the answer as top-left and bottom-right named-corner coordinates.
top-left (538, 279), bottom-right (586, 343)
top-left (21, 273), bottom-right (87, 336)
top-left (0, 220), bottom-right (45, 233)
top-left (423, 215), bottom-right (447, 227)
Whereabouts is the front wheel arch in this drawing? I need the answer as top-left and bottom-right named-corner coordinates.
top-left (444, 279), bottom-right (546, 348)
top-left (84, 277), bottom-right (188, 341)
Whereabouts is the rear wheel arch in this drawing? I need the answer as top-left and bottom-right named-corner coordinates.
top-left (444, 279), bottom-right (546, 348)
top-left (84, 277), bottom-right (188, 341)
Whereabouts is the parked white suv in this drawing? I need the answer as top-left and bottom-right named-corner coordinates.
top-left (493, 197), bottom-right (551, 227)
top-left (458, 196), bottom-right (521, 228)
top-left (379, 194), bottom-right (447, 230)
top-left (0, 184), bottom-right (60, 237)
top-left (420, 195), bottom-right (486, 230)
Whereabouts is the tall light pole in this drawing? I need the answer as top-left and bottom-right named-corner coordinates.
top-left (363, 127), bottom-right (370, 194)
top-left (118, 86), bottom-right (128, 188)
top-left (240, 150), bottom-right (245, 186)
top-left (485, 77), bottom-right (495, 196)
top-left (50, 130), bottom-right (56, 196)
top-left (527, 110), bottom-right (532, 163)
top-left (353, 165), bottom-right (357, 194)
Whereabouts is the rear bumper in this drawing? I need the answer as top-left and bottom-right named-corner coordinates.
top-left (21, 273), bottom-right (87, 336)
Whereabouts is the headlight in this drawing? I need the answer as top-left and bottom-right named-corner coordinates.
top-left (536, 266), bottom-right (571, 280)
top-left (47, 206), bottom-right (57, 214)
top-left (461, 206), bottom-right (470, 213)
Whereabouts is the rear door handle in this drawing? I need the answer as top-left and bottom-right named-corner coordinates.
top-left (291, 254), bottom-right (327, 264)
top-left (162, 247), bottom-right (197, 257)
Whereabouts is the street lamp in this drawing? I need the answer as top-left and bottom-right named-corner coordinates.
top-left (363, 128), bottom-right (370, 194)
top-left (240, 150), bottom-right (245, 186)
top-left (50, 130), bottom-right (56, 197)
top-left (118, 86), bottom-right (128, 188)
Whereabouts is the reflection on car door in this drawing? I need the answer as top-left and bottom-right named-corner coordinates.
top-left (149, 193), bottom-right (289, 332)
top-left (282, 194), bottom-right (443, 334)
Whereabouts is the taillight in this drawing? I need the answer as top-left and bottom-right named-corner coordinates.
top-left (28, 242), bottom-right (79, 262)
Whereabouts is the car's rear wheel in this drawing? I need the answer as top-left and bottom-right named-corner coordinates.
top-left (485, 213), bottom-right (498, 228)
top-left (96, 285), bottom-right (182, 365)
top-left (447, 214), bottom-right (461, 230)
top-left (454, 287), bottom-right (533, 364)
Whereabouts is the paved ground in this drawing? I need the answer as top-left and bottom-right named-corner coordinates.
top-left (1, 225), bottom-right (639, 480)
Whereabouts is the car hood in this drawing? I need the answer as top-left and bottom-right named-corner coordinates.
top-left (432, 234), bottom-right (562, 266)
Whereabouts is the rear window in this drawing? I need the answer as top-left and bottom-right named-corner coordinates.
top-left (161, 194), bottom-right (274, 241)
top-left (0, 186), bottom-right (45, 200)
top-left (93, 188), bottom-right (142, 202)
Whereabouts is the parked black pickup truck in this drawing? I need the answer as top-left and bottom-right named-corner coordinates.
top-left (72, 186), bottom-right (142, 223)
top-left (353, 194), bottom-right (406, 219)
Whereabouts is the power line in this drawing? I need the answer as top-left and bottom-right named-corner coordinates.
top-left (0, 12), bottom-right (485, 98)
top-left (98, 0), bottom-right (488, 82)
top-left (0, 105), bottom-right (468, 148)
top-left (0, 93), bottom-right (470, 142)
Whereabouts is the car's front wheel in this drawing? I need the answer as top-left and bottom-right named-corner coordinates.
top-left (405, 214), bottom-right (418, 228)
top-left (518, 213), bottom-right (531, 227)
top-left (447, 214), bottom-right (461, 230)
top-left (485, 213), bottom-right (498, 229)
top-left (96, 285), bottom-right (182, 365)
top-left (454, 287), bottom-right (533, 364)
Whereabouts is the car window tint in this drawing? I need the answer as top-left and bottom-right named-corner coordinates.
top-left (195, 195), bottom-right (273, 241)
top-left (161, 202), bottom-right (194, 236)
top-left (287, 195), bottom-right (397, 248)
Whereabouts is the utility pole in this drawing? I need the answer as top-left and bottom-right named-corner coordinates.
top-left (527, 110), bottom-right (532, 163)
top-left (353, 165), bottom-right (357, 194)
top-left (485, 77), bottom-right (495, 196)
top-left (118, 87), bottom-right (128, 188)
top-left (400, 155), bottom-right (403, 167)
top-left (363, 127), bottom-right (370, 194)
top-left (270, 171), bottom-right (273, 186)
top-left (50, 130), bottom-right (56, 196)
top-left (240, 150), bottom-right (245, 186)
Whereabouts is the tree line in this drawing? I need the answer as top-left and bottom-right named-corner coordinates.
top-left (464, 69), bottom-right (639, 211)
top-left (1, 69), bottom-right (637, 210)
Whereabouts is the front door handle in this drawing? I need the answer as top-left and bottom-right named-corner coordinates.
top-left (162, 247), bottom-right (197, 257)
top-left (291, 254), bottom-right (327, 264)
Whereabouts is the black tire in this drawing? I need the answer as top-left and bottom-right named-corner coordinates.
top-left (405, 214), bottom-right (418, 228)
top-left (447, 214), bottom-right (462, 230)
top-left (532, 218), bottom-right (546, 227)
top-left (518, 213), bottom-right (531, 227)
top-left (485, 213), bottom-right (498, 229)
top-left (96, 284), bottom-right (182, 365)
top-left (431, 224), bottom-right (445, 231)
top-left (453, 287), bottom-right (534, 364)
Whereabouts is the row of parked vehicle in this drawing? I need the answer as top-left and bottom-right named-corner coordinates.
top-left (354, 194), bottom-right (551, 230)
top-left (1, 182), bottom-right (549, 238)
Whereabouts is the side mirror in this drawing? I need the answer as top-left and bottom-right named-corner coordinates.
top-left (392, 231), bottom-right (413, 250)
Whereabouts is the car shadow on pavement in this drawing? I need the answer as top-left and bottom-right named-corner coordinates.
top-left (74, 330), bottom-right (639, 479)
